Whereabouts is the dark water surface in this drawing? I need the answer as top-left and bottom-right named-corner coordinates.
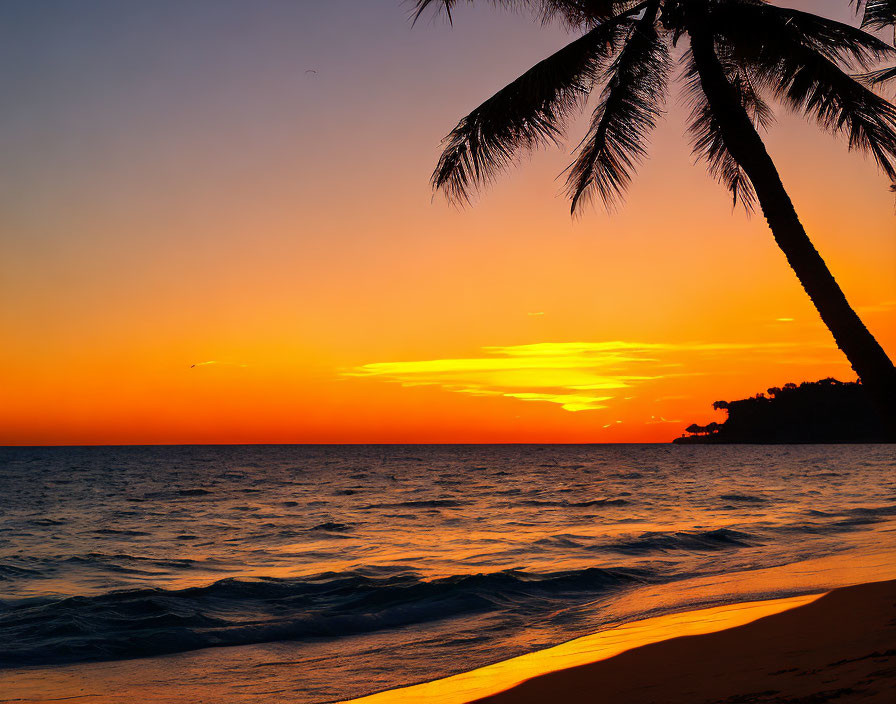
top-left (1, 444), bottom-right (894, 701)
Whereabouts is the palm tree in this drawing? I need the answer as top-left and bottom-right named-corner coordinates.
top-left (414, 0), bottom-right (896, 435)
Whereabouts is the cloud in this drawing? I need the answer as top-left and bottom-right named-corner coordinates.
top-left (191, 360), bottom-right (249, 369)
top-left (461, 388), bottom-right (615, 412)
top-left (346, 341), bottom-right (805, 413)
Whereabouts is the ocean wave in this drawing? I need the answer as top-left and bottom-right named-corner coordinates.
top-left (718, 494), bottom-right (768, 503)
top-left (309, 522), bottom-right (354, 532)
top-left (519, 498), bottom-right (630, 508)
top-left (0, 565), bottom-right (650, 668)
top-left (360, 499), bottom-right (468, 510)
top-left (0, 564), bottom-right (43, 580)
top-left (605, 528), bottom-right (758, 555)
top-left (178, 488), bottom-right (212, 497)
top-left (845, 505), bottom-right (896, 517)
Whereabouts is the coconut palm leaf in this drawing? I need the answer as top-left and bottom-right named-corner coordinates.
top-left (705, 1), bottom-right (896, 179)
top-left (682, 49), bottom-right (772, 210)
top-left (863, 64), bottom-right (896, 83)
top-left (855, 0), bottom-right (896, 32)
top-left (714, 2), bottom-right (895, 67)
top-left (431, 8), bottom-right (640, 203)
top-left (565, 8), bottom-right (669, 212)
top-left (851, 1), bottom-right (896, 82)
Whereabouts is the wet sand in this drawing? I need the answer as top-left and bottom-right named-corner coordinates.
top-left (473, 579), bottom-right (896, 704)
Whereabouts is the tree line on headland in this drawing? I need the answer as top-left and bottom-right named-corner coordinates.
top-left (674, 378), bottom-right (888, 444)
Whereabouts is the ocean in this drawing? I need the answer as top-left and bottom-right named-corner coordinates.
top-left (1, 444), bottom-right (894, 702)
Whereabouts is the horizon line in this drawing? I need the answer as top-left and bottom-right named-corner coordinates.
top-left (0, 441), bottom-right (676, 449)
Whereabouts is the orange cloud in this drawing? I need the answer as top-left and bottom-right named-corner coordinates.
top-left (347, 341), bottom-right (810, 413)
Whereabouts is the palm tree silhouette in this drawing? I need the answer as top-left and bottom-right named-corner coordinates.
top-left (415, 0), bottom-right (896, 434)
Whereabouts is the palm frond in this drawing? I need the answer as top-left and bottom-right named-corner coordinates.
top-left (431, 9), bottom-right (640, 203)
top-left (714, 1), bottom-right (895, 70)
top-left (851, 1), bottom-right (896, 83)
top-left (565, 9), bottom-right (670, 212)
top-left (855, 0), bottom-right (896, 32)
top-left (861, 64), bottom-right (896, 84)
top-left (707, 1), bottom-right (896, 180)
top-left (682, 49), bottom-right (771, 210)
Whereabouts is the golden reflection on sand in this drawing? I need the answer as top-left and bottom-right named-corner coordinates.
top-left (341, 593), bottom-right (822, 704)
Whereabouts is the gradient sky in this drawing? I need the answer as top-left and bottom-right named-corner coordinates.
top-left (2, 0), bottom-right (894, 445)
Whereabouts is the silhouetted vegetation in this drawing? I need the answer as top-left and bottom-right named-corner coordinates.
top-left (674, 378), bottom-right (889, 444)
top-left (852, 3), bottom-right (896, 89)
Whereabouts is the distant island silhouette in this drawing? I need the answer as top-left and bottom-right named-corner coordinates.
top-left (674, 378), bottom-right (891, 444)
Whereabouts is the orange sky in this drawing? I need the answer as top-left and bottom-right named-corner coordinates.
top-left (1, 1), bottom-right (894, 445)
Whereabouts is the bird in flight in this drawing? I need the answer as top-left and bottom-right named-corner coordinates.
top-left (305, 69), bottom-right (317, 75)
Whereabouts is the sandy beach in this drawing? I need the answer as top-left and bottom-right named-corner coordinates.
top-left (474, 579), bottom-right (896, 704)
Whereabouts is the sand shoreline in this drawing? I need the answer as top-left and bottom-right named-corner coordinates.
top-left (473, 578), bottom-right (896, 704)
top-left (344, 579), bottom-right (896, 704)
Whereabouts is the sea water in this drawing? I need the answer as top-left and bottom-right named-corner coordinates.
top-left (1, 444), bottom-right (894, 702)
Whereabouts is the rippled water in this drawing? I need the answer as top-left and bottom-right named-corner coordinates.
top-left (1, 444), bottom-right (894, 702)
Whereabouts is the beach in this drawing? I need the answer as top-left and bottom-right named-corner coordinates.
top-left (473, 579), bottom-right (896, 704)
top-left (342, 578), bottom-right (895, 704)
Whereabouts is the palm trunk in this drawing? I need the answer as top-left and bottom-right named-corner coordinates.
top-left (689, 26), bottom-right (896, 438)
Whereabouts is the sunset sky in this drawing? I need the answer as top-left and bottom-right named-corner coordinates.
top-left (2, 0), bottom-right (894, 445)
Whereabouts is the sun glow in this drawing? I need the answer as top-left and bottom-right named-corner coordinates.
top-left (1, 1), bottom-right (894, 445)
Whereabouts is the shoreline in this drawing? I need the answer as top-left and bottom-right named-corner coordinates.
top-left (2, 577), bottom-right (894, 703)
top-left (474, 578), bottom-right (896, 704)
top-left (344, 579), bottom-right (896, 704)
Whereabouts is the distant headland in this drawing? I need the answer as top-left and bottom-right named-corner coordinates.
top-left (674, 378), bottom-right (890, 444)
